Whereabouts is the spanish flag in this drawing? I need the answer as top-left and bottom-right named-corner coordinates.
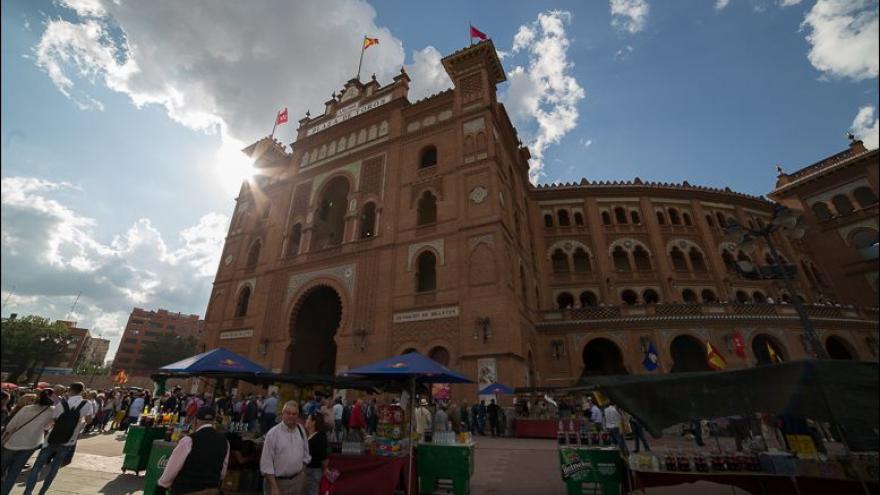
top-left (363, 36), bottom-right (379, 50)
top-left (706, 341), bottom-right (727, 371)
top-left (767, 343), bottom-right (781, 364)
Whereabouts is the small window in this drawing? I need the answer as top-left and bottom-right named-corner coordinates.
top-left (417, 191), bottom-right (437, 225)
top-left (832, 194), bottom-right (854, 215)
top-left (682, 289), bottom-right (698, 303)
top-left (573, 248), bottom-right (591, 273)
top-left (736, 290), bottom-right (751, 303)
top-left (643, 289), bottom-right (660, 304)
top-left (416, 251), bottom-right (437, 292)
top-left (556, 292), bottom-right (575, 309)
top-left (360, 203), bottom-right (376, 238)
top-left (689, 248), bottom-right (708, 271)
top-left (621, 289), bottom-right (638, 305)
top-left (235, 286), bottom-right (251, 317)
top-left (752, 291), bottom-right (767, 303)
top-left (705, 214), bottom-right (715, 228)
top-left (612, 246), bottom-right (631, 271)
top-left (602, 211), bottom-right (612, 225)
top-left (544, 213), bottom-right (554, 228)
top-left (614, 207), bottom-right (627, 224)
top-left (630, 211), bottom-right (641, 224)
top-left (656, 211), bottom-right (666, 225)
top-left (246, 240), bottom-right (262, 267)
top-left (853, 186), bottom-right (878, 208)
top-left (633, 246), bottom-right (652, 271)
top-left (670, 247), bottom-right (688, 271)
top-left (682, 212), bottom-right (692, 226)
top-left (722, 250), bottom-right (736, 272)
top-left (552, 249), bottom-right (570, 273)
top-left (811, 202), bottom-right (833, 221)
top-left (420, 146), bottom-right (438, 168)
top-left (558, 209), bottom-right (571, 226)
top-left (701, 289), bottom-right (717, 303)
top-left (716, 212), bottom-right (727, 228)
top-left (574, 212), bottom-right (584, 226)
top-left (579, 291), bottom-right (598, 307)
top-left (288, 224), bottom-right (302, 257)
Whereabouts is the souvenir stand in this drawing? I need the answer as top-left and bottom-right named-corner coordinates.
top-left (347, 351), bottom-right (475, 495)
top-left (511, 386), bottom-right (568, 438)
top-left (562, 360), bottom-right (879, 495)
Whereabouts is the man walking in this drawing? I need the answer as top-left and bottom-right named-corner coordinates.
top-left (487, 399), bottom-right (500, 437)
top-left (603, 403), bottom-right (625, 451)
top-left (261, 401), bottom-right (311, 495)
top-left (332, 397), bottom-right (344, 443)
top-left (125, 391), bottom-right (145, 431)
top-left (158, 406), bottom-right (229, 494)
top-left (260, 392), bottom-right (279, 434)
top-left (23, 382), bottom-right (93, 495)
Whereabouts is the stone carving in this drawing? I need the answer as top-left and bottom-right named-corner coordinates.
top-left (469, 186), bottom-right (488, 204)
top-left (468, 234), bottom-right (494, 251)
top-left (284, 264), bottom-right (356, 307)
top-left (236, 278), bottom-right (257, 294)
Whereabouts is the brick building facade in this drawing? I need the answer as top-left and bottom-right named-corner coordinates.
top-left (199, 41), bottom-right (879, 397)
top-left (112, 308), bottom-right (204, 375)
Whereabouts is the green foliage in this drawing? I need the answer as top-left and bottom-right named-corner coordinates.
top-left (1, 315), bottom-right (74, 382)
top-left (74, 361), bottom-right (111, 376)
top-left (138, 333), bottom-right (198, 370)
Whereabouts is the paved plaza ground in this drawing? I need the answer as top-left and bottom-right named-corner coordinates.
top-left (6, 430), bottom-right (796, 494)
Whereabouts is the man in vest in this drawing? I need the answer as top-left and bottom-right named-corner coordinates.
top-left (158, 406), bottom-right (230, 494)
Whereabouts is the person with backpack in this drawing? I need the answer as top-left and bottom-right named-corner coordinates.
top-left (1, 390), bottom-right (54, 495)
top-left (22, 382), bottom-right (93, 495)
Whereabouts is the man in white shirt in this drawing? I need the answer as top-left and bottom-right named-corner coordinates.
top-left (589, 401), bottom-right (603, 432)
top-left (260, 401), bottom-right (310, 495)
top-left (125, 392), bottom-right (145, 431)
top-left (23, 382), bottom-right (93, 495)
top-left (415, 399), bottom-right (433, 441)
top-left (603, 403), bottom-right (624, 450)
top-left (332, 397), bottom-right (344, 443)
top-left (260, 392), bottom-right (279, 434)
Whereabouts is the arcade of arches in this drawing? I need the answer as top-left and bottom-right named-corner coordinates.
top-left (581, 338), bottom-right (628, 377)
top-left (670, 335), bottom-right (711, 373)
top-left (286, 286), bottom-right (342, 376)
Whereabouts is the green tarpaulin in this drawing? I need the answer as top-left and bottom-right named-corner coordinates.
top-left (565, 360), bottom-right (878, 451)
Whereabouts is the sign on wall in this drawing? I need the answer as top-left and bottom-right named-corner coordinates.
top-left (392, 306), bottom-right (459, 323)
top-left (306, 94), bottom-right (393, 136)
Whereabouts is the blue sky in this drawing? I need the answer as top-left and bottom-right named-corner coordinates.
top-left (1, 0), bottom-right (877, 360)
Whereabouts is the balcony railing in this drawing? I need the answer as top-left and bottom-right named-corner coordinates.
top-left (542, 303), bottom-right (879, 324)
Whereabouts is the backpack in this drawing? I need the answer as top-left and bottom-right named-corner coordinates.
top-left (47, 399), bottom-right (87, 446)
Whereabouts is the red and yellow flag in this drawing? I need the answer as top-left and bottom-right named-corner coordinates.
top-left (767, 343), bottom-right (781, 364)
top-left (706, 341), bottom-right (727, 371)
top-left (363, 37), bottom-right (379, 50)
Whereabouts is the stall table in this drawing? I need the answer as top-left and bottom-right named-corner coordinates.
top-left (515, 419), bottom-right (562, 438)
top-left (328, 453), bottom-right (415, 495)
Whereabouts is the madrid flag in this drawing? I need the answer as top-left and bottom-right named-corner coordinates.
top-left (275, 108), bottom-right (289, 126)
top-left (470, 25), bottom-right (488, 41)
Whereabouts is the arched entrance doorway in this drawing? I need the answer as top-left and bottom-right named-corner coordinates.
top-left (670, 335), bottom-right (710, 372)
top-left (581, 338), bottom-right (627, 376)
top-left (825, 336), bottom-right (856, 360)
top-left (752, 334), bottom-right (786, 365)
top-left (286, 286), bottom-right (342, 375)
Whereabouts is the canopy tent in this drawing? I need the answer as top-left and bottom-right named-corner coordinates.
top-left (159, 347), bottom-right (268, 374)
top-left (347, 351), bottom-right (474, 495)
top-left (479, 382), bottom-right (514, 395)
top-left (565, 360), bottom-right (878, 451)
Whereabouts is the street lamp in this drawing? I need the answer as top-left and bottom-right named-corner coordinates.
top-left (725, 205), bottom-right (829, 359)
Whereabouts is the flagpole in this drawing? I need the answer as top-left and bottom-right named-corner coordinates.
top-left (356, 34), bottom-right (366, 81)
top-left (271, 113), bottom-right (278, 138)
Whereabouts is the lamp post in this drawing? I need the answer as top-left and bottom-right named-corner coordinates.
top-left (725, 205), bottom-right (829, 359)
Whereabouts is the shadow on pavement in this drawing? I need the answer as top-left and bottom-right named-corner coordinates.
top-left (98, 474), bottom-right (144, 494)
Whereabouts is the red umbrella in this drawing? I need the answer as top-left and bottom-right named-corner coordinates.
top-left (1, 382), bottom-right (19, 390)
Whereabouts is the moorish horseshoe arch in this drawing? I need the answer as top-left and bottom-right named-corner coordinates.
top-left (284, 276), bottom-right (352, 376)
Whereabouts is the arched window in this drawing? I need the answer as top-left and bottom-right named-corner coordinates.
top-left (831, 194), bottom-right (854, 215)
top-left (701, 289), bottom-right (717, 303)
top-left (621, 289), bottom-right (638, 305)
top-left (643, 289), bottom-right (660, 304)
top-left (573, 248), bottom-right (591, 273)
top-left (752, 291), bottom-right (767, 303)
top-left (556, 292), bottom-right (575, 309)
top-left (811, 202), bottom-right (833, 221)
top-left (705, 214), bottom-right (715, 228)
top-left (580, 291), bottom-right (598, 307)
top-left (419, 146), bottom-right (438, 168)
top-left (246, 240), bottom-right (262, 267)
top-left (360, 203), bottom-right (376, 238)
top-left (417, 191), bottom-right (437, 225)
top-left (612, 246), bottom-right (631, 271)
top-left (544, 213), bottom-right (554, 227)
top-left (633, 246), bottom-right (652, 271)
top-left (722, 250), bottom-right (737, 272)
top-left (630, 211), bottom-right (641, 224)
top-left (736, 290), bottom-right (751, 303)
top-left (574, 211), bottom-right (585, 226)
top-left (614, 207), bottom-right (627, 224)
top-left (668, 208), bottom-right (681, 225)
top-left (688, 247), bottom-right (708, 271)
top-left (558, 209), bottom-right (571, 226)
top-left (851, 228), bottom-right (879, 260)
top-left (682, 212), bottom-right (693, 226)
top-left (288, 224), bottom-right (302, 257)
top-left (552, 249), bottom-right (570, 273)
top-left (670, 247), bottom-right (688, 271)
top-left (602, 211), bottom-right (612, 225)
top-left (716, 212), bottom-right (727, 228)
top-left (416, 251), bottom-right (437, 292)
top-left (780, 293), bottom-right (792, 303)
top-left (235, 286), bottom-right (251, 317)
top-left (682, 289), bottom-right (698, 303)
top-left (312, 177), bottom-right (350, 249)
top-left (656, 211), bottom-right (666, 225)
top-left (853, 186), bottom-right (878, 208)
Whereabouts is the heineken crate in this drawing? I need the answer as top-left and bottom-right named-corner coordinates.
top-left (558, 447), bottom-right (624, 495)
top-left (417, 442), bottom-right (475, 495)
top-left (143, 440), bottom-right (176, 495)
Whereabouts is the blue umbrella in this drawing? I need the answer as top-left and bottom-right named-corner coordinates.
top-left (160, 347), bottom-right (268, 373)
top-left (479, 382), bottom-right (514, 395)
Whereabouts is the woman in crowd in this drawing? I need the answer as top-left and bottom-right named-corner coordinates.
top-left (0, 390), bottom-right (54, 495)
top-left (304, 412), bottom-right (329, 495)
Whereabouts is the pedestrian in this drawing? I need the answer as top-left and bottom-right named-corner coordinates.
top-left (434, 405), bottom-right (449, 432)
top-left (447, 402), bottom-right (460, 434)
top-left (589, 400), bottom-right (603, 433)
top-left (243, 394), bottom-right (259, 432)
top-left (0, 391), bottom-right (9, 431)
top-left (319, 399), bottom-right (333, 434)
top-left (365, 398), bottom-right (378, 435)
top-left (487, 399), bottom-right (500, 437)
top-left (124, 392), bottom-right (145, 431)
top-left (629, 415), bottom-right (651, 453)
top-left (260, 401), bottom-right (311, 495)
top-left (603, 403), bottom-right (625, 451)
top-left (340, 400), bottom-right (351, 441)
top-left (415, 399), bottom-right (433, 441)
top-left (460, 401), bottom-right (470, 433)
top-left (470, 402), bottom-right (479, 434)
top-left (303, 412), bottom-right (329, 495)
top-left (332, 397), bottom-right (344, 443)
top-left (477, 400), bottom-right (487, 435)
top-left (1, 390), bottom-right (54, 495)
top-left (348, 399), bottom-right (367, 442)
top-left (157, 406), bottom-right (229, 495)
top-left (22, 382), bottom-right (93, 495)
top-left (261, 392), bottom-right (279, 434)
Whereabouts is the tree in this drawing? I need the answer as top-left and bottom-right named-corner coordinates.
top-left (138, 333), bottom-right (198, 371)
top-left (1, 315), bottom-right (74, 383)
top-left (74, 362), bottom-right (111, 376)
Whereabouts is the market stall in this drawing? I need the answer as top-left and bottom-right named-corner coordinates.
top-left (559, 360), bottom-right (879, 495)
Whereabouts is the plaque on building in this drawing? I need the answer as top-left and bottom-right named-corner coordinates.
top-left (219, 329), bottom-right (254, 340)
top-left (392, 306), bottom-right (460, 323)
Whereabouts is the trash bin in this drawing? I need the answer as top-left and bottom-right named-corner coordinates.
top-left (122, 426), bottom-right (168, 475)
top-left (143, 440), bottom-right (176, 495)
top-left (558, 446), bottom-right (624, 495)
top-left (417, 442), bottom-right (475, 495)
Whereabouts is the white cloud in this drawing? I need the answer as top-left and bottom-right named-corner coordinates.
top-left (615, 45), bottom-right (634, 60)
top-left (504, 11), bottom-right (586, 184)
top-left (801, 0), bottom-right (879, 81)
top-left (852, 105), bottom-right (879, 149)
top-left (610, 0), bottom-right (650, 34)
top-left (1, 176), bottom-right (228, 359)
top-left (405, 46), bottom-right (453, 101)
top-left (780, 0), bottom-right (803, 6)
top-left (580, 138), bottom-right (593, 148)
top-left (715, 0), bottom-right (731, 10)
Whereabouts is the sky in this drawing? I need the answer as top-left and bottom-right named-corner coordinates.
top-left (1, 0), bottom-right (878, 362)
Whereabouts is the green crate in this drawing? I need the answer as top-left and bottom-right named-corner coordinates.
top-left (417, 443), bottom-right (474, 495)
top-left (143, 440), bottom-right (176, 495)
top-left (558, 447), bottom-right (624, 495)
top-left (122, 453), bottom-right (145, 473)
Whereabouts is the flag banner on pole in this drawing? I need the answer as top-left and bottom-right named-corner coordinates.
top-left (732, 331), bottom-right (746, 359)
top-left (767, 342), bottom-right (781, 364)
top-left (470, 25), bottom-right (488, 41)
top-left (363, 37), bottom-right (379, 50)
top-left (275, 108), bottom-right (288, 126)
top-left (642, 341), bottom-right (659, 371)
top-left (706, 341), bottom-right (727, 371)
